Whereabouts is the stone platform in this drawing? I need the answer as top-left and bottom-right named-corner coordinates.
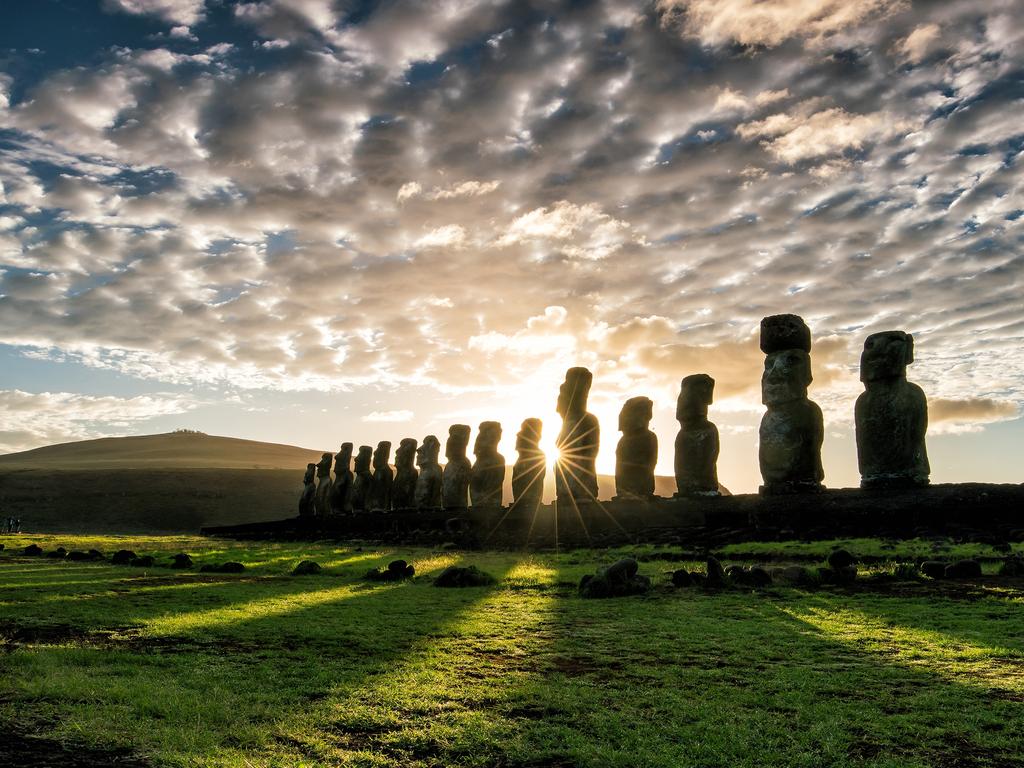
top-left (200, 483), bottom-right (1024, 549)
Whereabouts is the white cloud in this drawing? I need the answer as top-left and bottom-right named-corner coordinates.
top-left (413, 224), bottom-right (468, 249)
top-left (898, 23), bottom-right (942, 63)
top-left (498, 201), bottom-right (641, 260)
top-left (103, 0), bottom-right (206, 27)
top-left (362, 410), bottom-right (414, 423)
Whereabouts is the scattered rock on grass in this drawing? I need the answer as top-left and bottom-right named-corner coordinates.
top-left (998, 555), bottom-right (1024, 576)
top-left (704, 556), bottom-right (727, 588)
top-left (748, 566), bottom-right (773, 587)
top-left (944, 559), bottom-right (982, 579)
top-left (434, 565), bottom-right (495, 588)
top-left (365, 559), bottom-right (415, 582)
top-left (111, 549), bottom-right (137, 566)
top-left (170, 553), bottom-right (193, 569)
top-left (579, 558), bottom-right (650, 598)
top-left (671, 568), bottom-right (692, 587)
top-left (45, 547), bottom-right (68, 559)
top-left (22, 544), bottom-right (43, 557)
top-left (200, 561), bottom-right (246, 574)
top-left (921, 560), bottom-right (947, 579)
top-left (130, 555), bottom-right (155, 568)
top-left (827, 548), bottom-right (857, 570)
top-left (292, 560), bottom-right (322, 576)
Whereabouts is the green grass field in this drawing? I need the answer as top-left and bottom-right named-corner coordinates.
top-left (2, 534), bottom-right (1023, 767)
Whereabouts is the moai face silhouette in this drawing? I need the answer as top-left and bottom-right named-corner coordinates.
top-left (861, 331), bottom-right (914, 383)
top-left (556, 367), bottom-right (593, 418)
top-left (354, 446), bottom-right (373, 473)
top-left (618, 397), bottom-right (653, 434)
top-left (395, 438), bottom-right (417, 469)
top-left (372, 441), bottom-right (392, 471)
top-left (762, 349), bottom-right (812, 406)
top-left (474, 422), bottom-right (502, 457)
top-left (446, 425), bottom-right (471, 460)
top-left (335, 442), bottom-right (353, 470)
top-left (516, 418), bottom-right (543, 452)
top-left (677, 374), bottom-right (714, 422)
top-left (417, 435), bottom-right (440, 467)
top-left (317, 452), bottom-right (333, 477)
top-left (303, 463), bottom-right (316, 484)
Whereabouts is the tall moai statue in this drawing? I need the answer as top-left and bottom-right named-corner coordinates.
top-left (298, 462), bottom-right (316, 517)
top-left (314, 452), bottom-right (333, 517)
top-left (369, 441), bottom-right (394, 512)
top-left (614, 396), bottom-right (657, 499)
top-left (414, 435), bottom-right (443, 510)
top-left (392, 438), bottom-right (419, 509)
top-left (351, 445), bottom-right (374, 513)
top-left (329, 442), bottom-right (354, 515)
top-left (855, 331), bottom-right (930, 488)
top-left (442, 425), bottom-right (472, 509)
top-left (675, 374), bottom-right (720, 496)
top-left (758, 314), bottom-right (824, 494)
top-left (470, 421), bottom-right (506, 508)
top-left (555, 367), bottom-right (600, 503)
top-left (512, 418), bottom-right (546, 511)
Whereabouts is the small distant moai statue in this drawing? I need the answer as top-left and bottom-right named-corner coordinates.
top-left (758, 314), bottom-right (824, 494)
top-left (855, 331), bottom-right (930, 488)
top-left (675, 374), bottom-right (720, 497)
top-left (614, 397), bottom-right (657, 500)
top-left (555, 367), bottom-right (600, 503)
top-left (512, 418), bottom-right (546, 511)
top-left (351, 445), bottom-right (374, 513)
top-left (314, 452), bottom-right (333, 517)
top-left (369, 441), bottom-right (394, 512)
top-left (470, 421), bottom-right (506, 508)
top-left (442, 424), bottom-right (472, 509)
top-left (392, 438), bottom-right (419, 509)
top-left (298, 463), bottom-right (316, 517)
top-left (329, 442), bottom-right (354, 515)
top-left (414, 435), bottom-right (443, 510)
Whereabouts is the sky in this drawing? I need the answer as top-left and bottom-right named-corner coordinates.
top-left (0, 0), bottom-right (1022, 494)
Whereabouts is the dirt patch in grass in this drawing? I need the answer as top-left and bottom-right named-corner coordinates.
top-left (0, 731), bottom-right (151, 768)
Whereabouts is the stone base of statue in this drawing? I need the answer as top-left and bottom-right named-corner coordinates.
top-left (861, 473), bottom-right (930, 490)
top-left (759, 480), bottom-right (825, 496)
top-left (674, 487), bottom-right (720, 499)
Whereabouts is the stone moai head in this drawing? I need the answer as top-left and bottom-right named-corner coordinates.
top-left (762, 349), bottom-right (813, 405)
top-left (317, 452), bottom-right (333, 476)
top-left (677, 374), bottom-right (715, 422)
top-left (760, 314), bottom-right (812, 354)
top-left (557, 367), bottom-right (593, 418)
top-left (335, 442), bottom-right (353, 469)
top-left (303, 463), bottom-right (316, 484)
top-left (395, 438), bottom-right (417, 469)
top-left (445, 424), bottom-right (471, 461)
top-left (861, 330), bottom-right (914, 383)
top-left (618, 396), bottom-right (653, 434)
top-left (474, 421), bottom-right (502, 457)
top-left (372, 441), bottom-right (391, 471)
top-left (354, 445), bottom-right (373, 473)
top-left (516, 418), bottom-right (543, 452)
top-left (417, 435), bottom-right (440, 467)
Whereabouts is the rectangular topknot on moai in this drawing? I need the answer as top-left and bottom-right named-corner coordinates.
top-left (758, 314), bottom-right (825, 495)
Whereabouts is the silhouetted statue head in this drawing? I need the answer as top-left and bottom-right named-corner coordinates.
top-left (303, 463), bottom-right (316, 484)
top-left (557, 367), bottom-right (593, 417)
top-left (372, 441), bottom-right (391, 470)
top-left (516, 418), bottom-right (543, 452)
top-left (445, 425), bottom-right (471, 460)
top-left (618, 396), bottom-right (653, 434)
top-left (354, 445), bottom-right (373, 473)
top-left (317, 452), bottom-right (333, 478)
top-left (677, 374), bottom-right (714, 422)
top-left (861, 330), bottom-right (914, 383)
top-left (760, 314), bottom-right (812, 354)
top-left (417, 435), bottom-right (440, 467)
top-left (762, 349), bottom-right (812, 405)
top-left (395, 438), bottom-right (417, 469)
top-left (474, 421), bottom-right (502, 457)
top-left (335, 442), bottom-right (353, 469)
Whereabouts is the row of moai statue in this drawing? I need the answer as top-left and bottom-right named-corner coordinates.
top-left (298, 313), bottom-right (929, 515)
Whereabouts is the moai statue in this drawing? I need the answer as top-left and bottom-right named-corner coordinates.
top-left (470, 421), bottom-right (506, 508)
top-left (614, 396), bottom-right (657, 500)
top-left (351, 445), bottom-right (374, 513)
top-left (758, 314), bottom-right (824, 494)
top-left (414, 435), bottom-right (443, 510)
top-left (675, 374), bottom-right (720, 497)
top-left (442, 424), bottom-right (472, 509)
top-left (369, 441), bottom-right (394, 512)
top-left (329, 442), bottom-right (354, 515)
top-left (392, 438), bottom-right (419, 509)
top-left (298, 463), bottom-right (316, 517)
top-left (314, 452), bottom-right (333, 517)
top-left (855, 331), bottom-right (930, 488)
top-left (555, 367), bottom-right (600, 503)
top-left (512, 418), bottom-right (546, 511)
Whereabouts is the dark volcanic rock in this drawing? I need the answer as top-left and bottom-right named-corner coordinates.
top-left (944, 559), bottom-right (982, 579)
top-left (748, 566), bottom-right (773, 587)
top-left (705, 556), bottom-right (727, 587)
top-left (827, 548), bottom-right (857, 570)
top-left (170, 553), bottom-right (194, 569)
top-left (111, 549), bottom-right (137, 565)
top-left (200, 561), bottom-right (246, 574)
top-left (579, 558), bottom-right (650, 598)
top-left (671, 568), bottom-right (692, 587)
top-left (130, 555), bottom-right (155, 567)
top-left (292, 560), bottom-right (322, 576)
top-left (921, 560), bottom-right (947, 579)
top-left (998, 555), bottom-right (1024, 577)
top-left (66, 550), bottom-right (92, 561)
top-left (22, 544), bottom-right (43, 556)
top-left (45, 547), bottom-right (68, 559)
top-left (434, 565), bottom-right (495, 588)
top-left (365, 559), bottom-right (416, 582)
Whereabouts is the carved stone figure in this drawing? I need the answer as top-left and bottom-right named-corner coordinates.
top-left (369, 441), bottom-right (394, 512)
top-left (675, 374), bottom-right (720, 496)
top-left (512, 418), bottom-right (546, 511)
top-left (855, 330), bottom-right (930, 488)
top-left (392, 438), bottom-right (419, 509)
top-left (555, 367), bottom-right (600, 503)
top-left (442, 424), bottom-right (472, 509)
top-left (758, 315), bottom-right (824, 494)
top-left (414, 435), bottom-right (443, 510)
top-left (299, 463), bottom-right (316, 517)
top-left (351, 445), bottom-right (374, 513)
top-left (314, 452), bottom-right (333, 517)
top-left (329, 442), bottom-right (354, 515)
top-left (614, 396), bottom-right (657, 499)
top-left (470, 421), bottom-right (505, 508)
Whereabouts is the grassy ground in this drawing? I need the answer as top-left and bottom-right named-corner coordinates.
top-left (2, 534), bottom-right (1023, 767)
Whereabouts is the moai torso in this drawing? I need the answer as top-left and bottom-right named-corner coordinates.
top-left (350, 446), bottom-right (374, 513)
top-left (555, 368), bottom-right (600, 503)
top-left (392, 438), bottom-right (419, 509)
top-left (675, 374), bottom-right (720, 496)
top-left (442, 425), bottom-right (472, 509)
top-left (299, 463), bottom-right (316, 517)
top-left (329, 443), bottom-right (354, 515)
top-left (314, 453), bottom-right (333, 516)
top-left (855, 331), bottom-right (929, 488)
top-left (470, 421), bottom-right (506, 508)
top-left (368, 442), bottom-right (393, 512)
top-left (512, 418), bottom-right (546, 510)
top-left (614, 397), bottom-right (657, 499)
top-left (414, 435), bottom-right (443, 510)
